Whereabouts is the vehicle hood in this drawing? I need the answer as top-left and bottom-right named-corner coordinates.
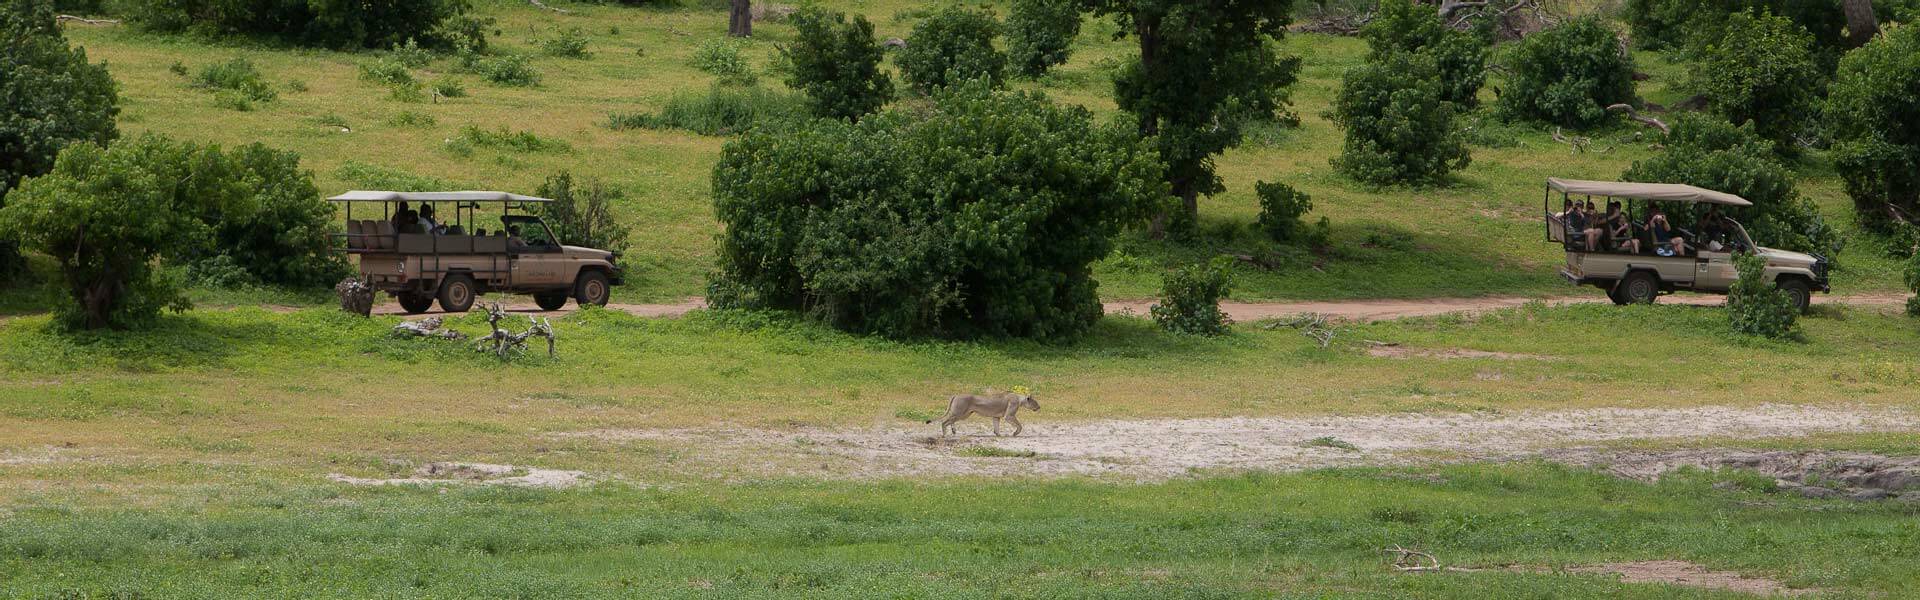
top-left (1755, 247), bottom-right (1818, 268)
top-left (562, 246), bottom-right (617, 262)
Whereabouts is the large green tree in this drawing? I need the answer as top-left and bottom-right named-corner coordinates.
top-left (1682, 10), bottom-right (1823, 154)
top-left (1827, 23), bottom-right (1920, 234)
top-left (0, 0), bottom-right (119, 276)
top-left (780, 7), bottom-right (893, 121)
top-left (1360, 0), bottom-right (1488, 108)
top-left (1007, 0), bottom-right (1082, 77)
top-left (1080, 0), bottom-right (1301, 237)
top-left (1331, 51), bottom-right (1472, 186)
top-left (1496, 17), bottom-right (1637, 129)
top-left (895, 5), bottom-right (1005, 94)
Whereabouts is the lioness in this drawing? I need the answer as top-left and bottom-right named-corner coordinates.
top-left (928, 391), bottom-right (1039, 437)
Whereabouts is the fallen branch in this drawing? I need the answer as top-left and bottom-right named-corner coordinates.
top-left (473, 302), bottom-right (557, 359)
top-left (1384, 545), bottom-right (1444, 572)
top-left (1551, 127), bottom-right (1596, 154)
top-left (393, 316), bottom-right (466, 340)
top-left (1263, 313), bottom-right (1339, 348)
top-left (526, 0), bottom-right (571, 13)
top-left (57, 14), bottom-right (120, 25)
top-left (1606, 103), bottom-right (1669, 135)
top-left (336, 277), bottom-right (373, 317)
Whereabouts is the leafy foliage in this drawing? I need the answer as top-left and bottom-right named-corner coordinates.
top-left (1496, 17), bottom-right (1636, 129)
top-left (534, 171), bottom-right (631, 255)
top-left (543, 27), bottom-right (592, 59)
top-left (1082, 0), bottom-right (1301, 234)
top-left (192, 144), bottom-right (349, 289)
top-left (691, 38), bottom-right (756, 85)
top-left (1727, 252), bottom-right (1797, 338)
top-left (1254, 181), bottom-right (1313, 243)
top-left (1906, 251), bottom-right (1920, 317)
top-left (1624, 0), bottom-right (1849, 54)
top-left (1006, 0), bottom-right (1080, 78)
top-left (0, 0), bottom-right (120, 275)
top-left (192, 58), bottom-right (279, 104)
top-left (1149, 257), bottom-right (1234, 336)
top-left (1360, 0), bottom-right (1487, 108)
top-left (122, 0), bottom-right (481, 50)
top-left (1331, 51), bottom-right (1471, 185)
top-left (780, 8), bottom-right (893, 121)
top-left (708, 84), bottom-right (1166, 340)
top-left (1681, 10), bottom-right (1823, 154)
top-left (463, 52), bottom-right (539, 87)
top-left (896, 5), bottom-right (1005, 93)
top-left (1623, 115), bottom-right (1841, 261)
top-left (1827, 24), bottom-right (1920, 235)
top-left (606, 85), bottom-right (802, 136)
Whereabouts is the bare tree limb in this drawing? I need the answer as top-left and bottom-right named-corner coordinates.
top-left (1384, 546), bottom-right (1445, 572)
top-left (1606, 103), bottom-right (1669, 135)
top-left (527, 0), bottom-right (571, 14)
top-left (56, 14), bottom-right (120, 24)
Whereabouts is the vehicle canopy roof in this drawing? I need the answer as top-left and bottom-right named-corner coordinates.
top-left (326, 190), bottom-right (552, 204)
top-left (1546, 178), bottom-right (1752, 207)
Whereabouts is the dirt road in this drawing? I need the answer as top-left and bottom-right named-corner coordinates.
top-left (372, 292), bottom-right (1910, 323)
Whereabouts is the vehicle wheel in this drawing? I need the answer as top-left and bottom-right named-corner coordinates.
top-left (533, 291), bottom-right (569, 311)
top-left (1777, 277), bottom-right (1813, 314)
top-left (1606, 281), bottom-right (1630, 306)
top-left (573, 270), bottom-right (611, 307)
top-left (1618, 271), bottom-right (1660, 305)
top-left (397, 292), bottom-right (435, 315)
top-left (437, 273), bottom-right (477, 313)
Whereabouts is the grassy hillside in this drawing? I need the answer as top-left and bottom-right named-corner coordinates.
top-left (52, 0), bottom-right (1908, 303)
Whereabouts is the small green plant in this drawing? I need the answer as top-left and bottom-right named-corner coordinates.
top-left (1727, 252), bottom-right (1798, 339)
top-left (1150, 257), bottom-right (1235, 336)
top-left (389, 38), bottom-right (434, 68)
top-left (470, 54), bottom-right (540, 87)
top-left (690, 39), bottom-right (756, 85)
top-left (360, 57), bottom-right (415, 86)
top-left (211, 91), bottom-right (257, 111)
top-left (1304, 436), bottom-right (1358, 451)
top-left (605, 85), bottom-right (802, 136)
top-left (543, 27), bottom-right (592, 58)
top-left (534, 171), bottom-right (631, 254)
top-left (192, 58), bottom-right (278, 104)
top-left (387, 111), bottom-right (437, 128)
top-left (455, 125), bottom-right (571, 153)
top-left (167, 61), bottom-right (188, 76)
top-left (388, 82), bottom-right (427, 103)
top-left (958, 446), bottom-right (1038, 458)
top-left (1254, 181), bottom-right (1313, 243)
top-left (285, 78), bottom-right (308, 93)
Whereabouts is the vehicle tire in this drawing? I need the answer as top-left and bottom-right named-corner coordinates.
top-left (533, 291), bottom-right (569, 311)
top-left (437, 273), bottom-right (477, 313)
top-left (573, 270), bottom-right (611, 307)
top-left (1606, 281), bottom-right (1630, 306)
top-left (1777, 277), bottom-right (1813, 314)
top-left (397, 292), bottom-right (435, 315)
top-left (1618, 271), bottom-right (1660, 305)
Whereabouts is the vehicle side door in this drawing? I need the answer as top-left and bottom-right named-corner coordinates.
top-left (1693, 250), bottom-right (1738, 292)
top-left (508, 221), bottom-right (567, 287)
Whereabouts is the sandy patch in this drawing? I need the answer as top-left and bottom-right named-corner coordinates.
top-left (552, 404), bottom-right (1918, 481)
top-left (327, 462), bottom-right (591, 488)
top-left (1564, 561), bottom-right (1813, 596)
top-left (1365, 344), bottom-right (1555, 360)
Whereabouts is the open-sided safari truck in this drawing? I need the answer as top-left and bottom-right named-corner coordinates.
top-left (332, 191), bottom-right (622, 314)
top-left (1544, 178), bottom-right (1829, 312)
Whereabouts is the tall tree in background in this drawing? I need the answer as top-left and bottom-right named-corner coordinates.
top-left (1841, 0), bottom-right (1876, 47)
top-left (0, 0), bottom-right (120, 277)
top-left (1080, 0), bottom-right (1300, 238)
top-left (729, 0), bottom-right (751, 37)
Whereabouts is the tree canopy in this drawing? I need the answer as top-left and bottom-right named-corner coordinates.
top-left (780, 7), bottom-right (894, 121)
top-left (1827, 23), bottom-right (1920, 234)
top-left (896, 5), bottom-right (1006, 93)
top-left (1682, 10), bottom-right (1824, 154)
top-left (0, 0), bottom-right (119, 276)
top-left (1496, 17), bottom-right (1637, 129)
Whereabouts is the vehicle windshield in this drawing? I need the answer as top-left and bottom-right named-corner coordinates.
top-left (502, 216), bottom-right (557, 246)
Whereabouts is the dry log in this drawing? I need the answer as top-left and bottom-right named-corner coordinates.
top-left (393, 317), bottom-right (466, 340)
top-left (56, 14), bottom-right (119, 25)
top-left (1606, 103), bottom-right (1669, 135)
top-left (1384, 546), bottom-right (1444, 572)
top-left (473, 302), bottom-right (557, 359)
top-left (336, 277), bottom-right (373, 317)
top-left (527, 0), bottom-right (570, 14)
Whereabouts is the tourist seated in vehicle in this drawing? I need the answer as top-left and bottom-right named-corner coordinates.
top-left (1604, 201), bottom-right (1640, 254)
top-left (1698, 205), bottom-right (1731, 251)
top-left (1579, 201), bottom-right (1607, 251)
top-left (1650, 207), bottom-right (1687, 256)
top-left (392, 201), bottom-right (419, 234)
top-left (418, 204), bottom-right (444, 235)
top-left (1559, 198), bottom-right (1587, 249)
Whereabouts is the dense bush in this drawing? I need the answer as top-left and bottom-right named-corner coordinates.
top-left (1727, 252), bottom-right (1798, 338)
top-left (691, 39), bottom-right (756, 85)
top-left (708, 85), bottom-right (1165, 340)
top-left (896, 6), bottom-right (1005, 93)
top-left (780, 8), bottom-right (893, 121)
top-left (1254, 181), bottom-right (1313, 243)
top-left (1906, 252), bottom-right (1920, 317)
top-left (1625, 0), bottom-right (1848, 53)
top-left (1149, 257), bottom-right (1234, 336)
top-left (1622, 115), bottom-right (1841, 261)
top-left (1331, 52), bottom-right (1471, 185)
top-left (606, 85), bottom-right (802, 136)
top-left (0, 135), bottom-right (343, 329)
top-left (123, 0), bottom-right (481, 50)
top-left (1, 0), bottom-right (119, 276)
top-left (464, 53), bottom-right (539, 87)
top-left (1360, 0), bottom-right (1487, 108)
top-left (534, 172), bottom-right (630, 255)
top-left (1496, 17), bottom-right (1636, 129)
top-left (1006, 0), bottom-right (1080, 78)
top-left (543, 27), bottom-right (591, 59)
top-left (1827, 24), bottom-right (1920, 235)
top-left (1682, 10), bottom-right (1823, 154)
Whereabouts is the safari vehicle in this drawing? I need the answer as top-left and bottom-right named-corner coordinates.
top-left (1543, 178), bottom-right (1829, 312)
top-left (332, 191), bottom-right (622, 314)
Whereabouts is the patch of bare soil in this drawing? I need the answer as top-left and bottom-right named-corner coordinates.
top-left (552, 404), bottom-right (1918, 481)
top-left (1547, 448), bottom-right (1920, 501)
top-left (1364, 343), bottom-right (1554, 360)
top-left (1563, 560), bottom-right (1813, 596)
top-left (326, 462), bottom-right (591, 488)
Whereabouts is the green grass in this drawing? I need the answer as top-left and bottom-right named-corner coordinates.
top-left (958, 445), bottom-right (1039, 458)
top-left (55, 0), bottom-right (1910, 304)
top-left (4, 463), bottom-right (1917, 598)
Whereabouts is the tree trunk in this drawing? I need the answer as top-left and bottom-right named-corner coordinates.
top-left (729, 0), bottom-right (752, 37)
top-left (1137, 22), bottom-right (1168, 240)
top-left (1843, 0), bottom-right (1877, 47)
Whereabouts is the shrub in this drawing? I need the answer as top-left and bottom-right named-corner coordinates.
top-left (1149, 257), bottom-right (1234, 336)
top-left (1827, 24), bottom-right (1920, 235)
top-left (781, 7), bottom-right (893, 120)
top-left (193, 58), bottom-right (278, 103)
top-left (1727, 252), bottom-right (1797, 338)
top-left (455, 126), bottom-right (570, 153)
top-left (1332, 52), bottom-right (1471, 185)
top-left (1625, 0), bottom-right (1849, 53)
top-left (1682, 10), bottom-right (1823, 154)
top-left (1623, 115), bottom-right (1841, 261)
top-left (387, 111), bottom-right (436, 128)
top-left (468, 53), bottom-right (540, 87)
top-left (605, 85), bottom-right (803, 136)
top-left (388, 82), bottom-right (426, 103)
top-left (543, 27), bottom-right (591, 59)
top-left (1360, 0), bottom-right (1487, 108)
top-left (388, 37), bottom-right (434, 68)
top-left (534, 171), bottom-right (630, 254)
top-left (359, 57), bottom-right (416, 86)
top-left (122, 0), bottom-right (481, 50)
top-left (896, 6), bottom-right (1005, 93)
top-left (1496, 17), bottom-right (1636, 129)
top-left (1254, 181), bottom-right (1313, 243)
top-left (197, 144), bottom-right (350, 289)
top-left (430, 77), bottom-right (468, 98)
top-left (708, 84), bottom-right (1165, 340)
top-left (1006, 0), bottom-right (1080, 78)
top-left (0, 0), bottom-right (119, 276)
top-left (690, 38), bottom-right (756, 85)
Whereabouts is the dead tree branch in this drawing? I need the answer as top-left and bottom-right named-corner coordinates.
top-left (1607, 103), bottom-right (1669, 135)
top-left (393, 317), bottom-right (466, 340)
top-left (1383, 546), bottom-right (1445, 572)
top-left (473, 302), bottom-right (557, 359)
top-left (1263, 313), bottom-right (1340, 348)
top-left (527, 0), bottom-right (571, 14)
top-left (56, 14), bottom-right (120, 25)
